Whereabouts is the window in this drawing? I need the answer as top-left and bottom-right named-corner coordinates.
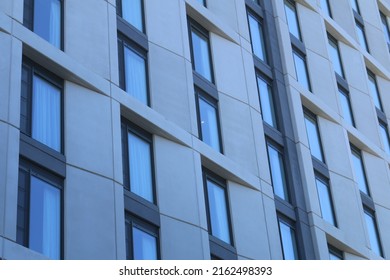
top-left (338, 88), bottom-right (355, 126)
top-left (278, 216), bottom-right (298, 260)
top-left (267, 141), bottom-right (289, 201)
top-left (116, 0), bottom-right (144, 32)
top-left (350, 146), bottom-right (369, 195)
top-left (364, 209), bottom-right (383, 257)
top-left (118, 35), bottom-right (149, 105)
top-left (367, 70), bottom-right (383, 111)
top-left (328, 245), bottom-right (343, 260)
top-left (17, 160), bottom-right (62, 259)
top-left (189, 22), bottom-right (214, 83)
top-left (122, 121), bottom-right (155, 203)
top-left (327, 35), bottom-right (344, 78)
top-left (196, 89), bottom-right (223, 152)
top-left (21, 58), bottom-right (63, 153)
top-left (292, 49), bottom-right (311, 91)
top-left (256, 74), bottom-right (277, 128)
top-left (380, 12), bottom-right (390, 45)
top-left (196, 0), bottom-right (206, 6)
top-left (355, 21), bottom-right (369, 52)
top-left (350, 0), bottom-right (360, 14)
top-left (203, 170), bottom-right (232, 245)
top-left (304, 112), bottom-right (324, 162)
top-left (284, 0), bottom-right (301, 40)
top-left (125, 214), bottom-right (159, 260)
top-left (321, 0), bottom-right (332, 18)
top-left (315, 176), bottom-right (336, 226)
top-left (23, 0), bottom-right (62, 48)
top-left (379, 121), bottom-right (390, 154)
top-left (247, 12), bottom-right (267, 62)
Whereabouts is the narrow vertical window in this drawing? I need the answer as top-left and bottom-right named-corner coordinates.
top-left (367, 70), bottom-right (383, 111)
top-left (328, 35), bottom-right (345, 78)
top-left (321, 0), bottom-right (332, 18)
top-left (267, 142), bottom-right (289, 201)
top-left (284, 0), bottom-right (301, 40)
top-left (196, 0), bottom-right (206, 6)
top-left (292, 50), bottom-right (311, 91)
top-left (256, 75), bottom-right (277, 128)
top-left (355, 21), bottom-right (369, 52)
top-left (379, 121), bottom-right (390, 154)
top-left (350, 146), bottom-right (370, 195)
top-left (117, 0), bottom-right (144, 33)
top-left (278, 217), bottom-right (298, 260)
top-left (328, 245), bottom-right (343, 260)
top-left (338, 88), bottom-right (355, 127)
top-left (350, 0), bottom-right (360, 14)
top-left (304, 112), bottom-right (325, 162)
top-left (380, 12), bottom-right (390, 45)
top-left (315, 176), bottom-right (336, 226)
top-left (203, 170), bottom-right (232, 245)
top-left (248, 13), bottom-right (267, 62)
top-left (364, 209), bottom-right (383, 257)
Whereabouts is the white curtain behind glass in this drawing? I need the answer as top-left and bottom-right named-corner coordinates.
top-left (49, 0), bottom-right (61, 48)
top-left (133, 227), bottom-right (157, 260)
top-left (124, 47), bottom-right (147, 104)
top-left (32, 75), bottom-right (61, 151)
top-left (122, 0), bottom-right (143, 32)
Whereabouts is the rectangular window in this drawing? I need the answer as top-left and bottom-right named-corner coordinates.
top-left (23, 0), bottom-right (62, 49)
top-left (203, 170), bottom-right (232, 245)
top-left (267, 141), bottom-right (289, 201)
top-left (315, 176), bottom-right (336, 226)
top-left (355, 21), bottom-right (369, 52)
top-left (20, 58), bottom-right (63, 153)
top-left (379, 121), bottom-right (390, 154)
top-left (338, 88), bottom-right (355, 127)
top-left (17, 160), bottom-right (62, 259)
top-left (380, 12), bottom-right (390, 45)
top-left (350, 146), bottom-right (370, 195)
top-left (328, 245), bottom-right (343, 260)
top-left (364, 209), bottom-right (383, 257)
top-left (284, 0), bottom-right (301, 40)
top-left (256, 74), bottom-right (277, 128)
top-left (118, 35), bottom-right (149, 105)
top-left (125, 214), bottom-right (159, 260)
top-left (122, 120), bottom-right (155, 203)
top-left (321, 0), bottom-right (332, 18)
top-left (367, 70), bottom-right (383, 111)
top-left (328, 35), bottom-right (344, 78)
top-left (350, 0), bottom-right (360, 14)
top-left (292, 49), bottom-right (311, 91)
top-left (304, 111), bottom-right (325, 162)
top-left (278, 216), bottom-right (298, 260)
top-left (116, 0), bottom-right (144, 33)
top-left (196, 89), bottom-right (223, 153)
top-left (189, 21), bottom-right (214, 83)
top-left (247, 12), bottom-right (267, 62)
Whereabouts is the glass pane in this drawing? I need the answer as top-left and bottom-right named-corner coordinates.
top-left (356, 23), bottom-right (368, 52)
top-left (267, 144), bottom-right (288, 201)
top-left (321, 0), bottom-right (331, 17)
top-left (381, 14), bottom-right (390, 44)
top-left (315, 178), bottom-right (336, 226)
top-left (257, 76), bottom-right (277, 128)
top-left (32, 75), bottom-right (61, 152)
top-left (339, 90), bottom-right (354, 126)
top-left (379, 124), bottom-right (390, 154)
top-left (248, 14), bottom-right (267, 62)
top-left (351, 150), bottom-right (369, 195)
top-left (191, 30), bottom-right (212, 82)
top-left (29, 176), bottom-right (61, 259)
top-left (304, 115), bottom-right (324, 162)
top-left (350, 0), bottom-right (359, 13)
top-left (122, 0), bottom-right (143, 32)
top-left (128, 132), bottom-right (153, 202)
top-left (364, 211), bottom-right (382, 256)
top-left (328, 38), bottom-right (344, 78)
top-left (279, 220), bottom-right (298, 260)
top-left (199, 96), bottom-right (221, 152)
top-left (284, 1), bottom-right (301, 40)
top-left (132, 226), bottom-right (157, 260)
top-left (329, 251), bottom-right (342, 260)
top-left (34, 0), bottom-right (61, 48)
top-left (367, 73), bottom-right (382, 111)
top-left (207, 179), bottom-right (231, 244)
top-left (293, 52), bottom-right (310, 91)
top-left (196, 0), bottom-right (206, 6)
top-left (124, 46), bottom-right (148, 104)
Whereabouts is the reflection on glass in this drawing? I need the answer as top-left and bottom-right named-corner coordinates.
top-left (191, 30), bottom-right (212, 82)
top-left (279, 220), bottom-right (298, 260)
top-left (121, 0), bottom-right (144, 32)
top-left (124, 46), bottom-right (148, 104)
top-left (267, 144), bottom-right (288, 201)
top-left (248, 14), bottom-right (267, 62)
top-left (132, 226), bottom-right (157, 260)
top-left (304, 114), bottom-right (324, 162)
top-left (199, 96), bottom-right (221, 152)
top-left (34, 0), bottom-right (61, 48)
top-left (257, 76), bottom-right (277, 128)
top-left (315, 177), bottom-right (336, 226)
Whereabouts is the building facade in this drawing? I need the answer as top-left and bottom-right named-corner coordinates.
top-left (0, 0), bottom-right (390, 260)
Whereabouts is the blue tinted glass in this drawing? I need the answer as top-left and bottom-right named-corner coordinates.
top-left (304, 115), bottom-right (324, 162)
top-left (379, 124), bottom-right (390, 154)
top-left (367, 73), bottom-right (382, 111)
top-left (267, 144), bottom-right (288, 201)
top-left (207, 179), bottom-right (231, 244)
top-left (122, 0), bottom-right (143, 32)
top-left (351, 150), bottom-right (369, 195)
top-left (381, 14), bottom-right (390, 44)
top-left (316, 178), bottom-right (336, 226)
top-left (328, 38), bottom-right (344, 78)
top-left (321, 0), bottom-right (331, 17)
top-left (279, 220), bottom-right (298, 260)
top-left (329, 251), bottom-right (342, 260)
top-left (191, 30), bottom-right (212, 82)
top-left (284, 1), bottom-right (301, 40)
top-left (196, 0), bottom-right (206, 6)
top-left (128, 132), bottom-right (153, 202)
top-left (339, 89), bottom-right (354, 126)
top-left (364, 211), bottom-right (382, 256)
top-left (133, 227), bottom-right (157, 260)
top-left (257, 76), bottom-right (277, 127)
top-left (356, 22), bottom-right (368, 52)
top-left (350, 0), bottom-right (359, 13)
top-left (124, 46), bottom-right (148, 104)
top-left (29, 176), bottom-right (61, 259)
top-left (293, 51), bottom-right (310, 91)
top-left (199, 96), bottom-right (221, 152)
top-left (34, 0), bottom-right (61, 48)
top-left (248, 14), bottom-right (267, 62)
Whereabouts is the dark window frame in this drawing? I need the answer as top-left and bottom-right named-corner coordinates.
top-left (256, 72), bottom-right (279, 129)
top-left (355, 19), bottom-right (369, 53)
top-left (116, 0), bottom-right (146, 34)
top-left (327, 33), bottom-right (345, 80)
top-left (380, 11), bottom-right (390, 50)
top-left (338, 86), bottom-right (355, 127)
top-left (363, 207), bottom-right (384, 257)
top-left (303, 109), bottom-right (326, 164)
top-left (367, 69), bottom-right (384, 112)
top-left (350, 144), bottom-right (371, 197)
top-left (321, 0), bottom-right (332, 18)
top-left (284, 0), bottom-right (302, 41)
top-left (292, 47), bottom-right (311, 92)
top-left (315, 173), bottom-right (337, 227)
top-left (277, 213), bottom-right (299, 260)
top-left (328, 244), bottom-right (344, 260)
top-left (247, 9), bottom-right (268, 64)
